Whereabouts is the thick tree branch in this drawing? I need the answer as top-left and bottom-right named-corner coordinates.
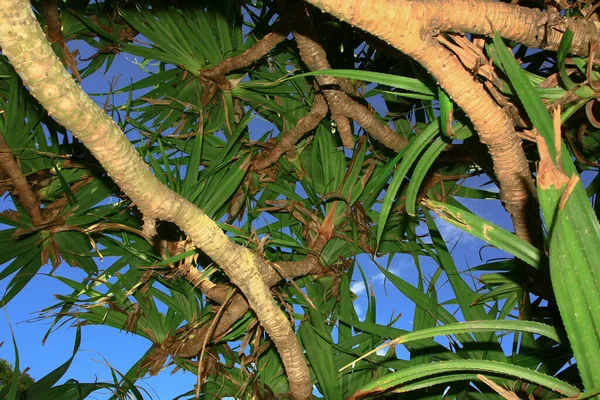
top-left (430, 0), bottom-right (600, 58)
top-left (417, 41), bottom-right (540, 242)
top-left (0, 2), bottom-right (311, 398)
top-left (303, 0), bottom-right (543, 244)
top-left (305, 0), bottom-right (600, 58)
top-left (280, 1), bottom-right (408, 151)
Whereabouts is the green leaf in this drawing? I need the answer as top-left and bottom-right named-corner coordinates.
top-left (0, 249), bottom-right (43, 305)
top-left (182, 130), bottom-right (204, 196)
top-left (547, 179), bottom-right (600, 390)
top-left (405, 136), bottom-right (447, 216)
top-left (352, 360), bottom-right (580, 397)
top-left (438, 88), bottom-right (454, 138)
top-left (491, 33), bottom-right (554, 152)
top-left (5, 326), bottom-right (20, 400)
top-left (388, 320), bottom-right (563, 347)
top-left (557, 29), bottom-right (576, 90)
top-left (299, 322), bottom-right (342, 400)
top-left (424, 213), bottom-right (506, 363)
top-left (423, 198), bottom-right (541, 268)
top-left (376, 121), bottom-right (440, 247)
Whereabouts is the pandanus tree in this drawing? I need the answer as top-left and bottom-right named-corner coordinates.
top-left (1, 0), bottom-right (600, 398)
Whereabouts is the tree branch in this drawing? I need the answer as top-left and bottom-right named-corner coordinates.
top-left (253, 92), bottom-right (328, 171)
top-left (0, 133), bottom-right (44, 225)
top-left (303, 0), bottom-right (543, 244)
top-left (0, 2), bottom-right (311, 398)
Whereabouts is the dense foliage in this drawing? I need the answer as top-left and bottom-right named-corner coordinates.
top-left (0, 360), bottom-right (34, 394)
top-left (1, 0), bottom-right (600, 399)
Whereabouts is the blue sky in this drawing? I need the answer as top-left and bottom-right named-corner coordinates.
top-left (0, 20), bottom-right (523, 400)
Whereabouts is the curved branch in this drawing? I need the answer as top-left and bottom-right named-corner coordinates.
top-left (0, 2), bottom-right (311, 398)
top-left (0, 134), bottom-right (44, 225)
top-left (163, 222), bottom-right (331, 361)
top-left (293, 29), bottom-right (355, 148)
top-left (413, 40), bottom-right (540, 243)
top-left (166, 255), bottom-right (323, 358)
top-left (282, 1), bottom-right (408, 151)
top-left (201, 30), bottom-right (287, 87)
top-left (293, 29), bottom-right (408, 151)
top-left (303, 0), bottom-right (543, 244)
top-left (253, 92), bottom-right (328, 170)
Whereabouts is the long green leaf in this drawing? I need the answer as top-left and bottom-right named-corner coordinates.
top-left (405, 136), bottom-right (447, 216)
top-left (290, 69), bottom-right (435, 96)
top-left (388, 320), bottom-right (563, 347)
top-left (352, 360), bottom-right (580, 397)
top-left (423, 198), bottom-right (541, 268)
top-left (376, 121), bottom-right (440, 247)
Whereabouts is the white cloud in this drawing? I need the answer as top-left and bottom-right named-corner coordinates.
top-left (350, 281), bottom-right (366, 296)
top-left (389, 263), bottom-right (404, 275)
top-left (372, 273), bottom-right (386, 283)
top-left (372, 261), bottom-right (407, 284)
top-left (354, 302), bottom-right (365, 318)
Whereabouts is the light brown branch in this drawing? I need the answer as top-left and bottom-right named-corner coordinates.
top-left (283, 2), bottom-right (408, 151)
top-left (165, 230), bottom-right (329, 359)
top-left (201, 31), bottom-right (287, 85)
top-left (0, 3), bottom-right (311, 398)
top-left (293, 29), bottom-right (355, 148)
top-left (253, 93), bottom-right (328, 170)
top-left (303, 0), bottom-right (542, 244)
top-left (0, 133), bottom-right (44, 225)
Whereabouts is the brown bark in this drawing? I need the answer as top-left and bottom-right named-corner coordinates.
top-left (165, 255), bottom-right (323, 358)
top-left (201, 30), bottom-right (287, 89)
top-left (42, 0), bottom-right (81, 82)
top-left (0, 2), bottom-right (311, 398)
top-left (431, 0), bottom-right (600, 58)
top-left (0, 133), bottom-right (44, 225)
top-left (417, 41), bottom-right (539, 243)
top-left (305, 0), bottom-right (600, 58)
top-left (253, 92), bottom-right (328, 170)
top-left (42, 0), bottom-right (61, 43)
top-left (163, 225), bottom-right (330, 359)
top-left (303, 0), bottom-right (543, 243)
top-left (293, 30), bottom-right (408, 151)
top-left (279, 1), bottom-right (408, 151)
top-left (293, 29), bottom-right (355, 148)
top-left (199, 31), bottom-right (287, 106)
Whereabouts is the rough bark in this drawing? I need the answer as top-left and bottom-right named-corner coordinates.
top-left (0, 1), bottom-right (312, 398)
top-left (287, 2), bottom-right (408, 151)
top-left (253, 92), bottom-right (328, 170)
top-left (305, 0), bottom-right (600, 58)
top-left (303, 0), bottom-right (543, 243)
top-left (167, 256), bottom-right (323, 358)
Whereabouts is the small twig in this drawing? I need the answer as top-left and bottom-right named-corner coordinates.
top-left (272, 262), bottom-right (317, 310)
top-left (476, 374), bottom-right (521, 400)
top-left (195, 288), bottom-right (236, 398)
